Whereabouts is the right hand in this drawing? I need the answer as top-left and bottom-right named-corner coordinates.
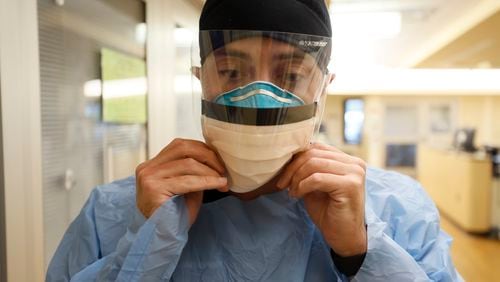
top-left (135, 138), bottom-right (228, 224)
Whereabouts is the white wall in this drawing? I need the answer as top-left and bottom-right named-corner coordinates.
top-left (0, 0), bottom-right (45, 281)
top-left (457, 96), bottom-right (500, 147)
top-left (323, 94), bottom-right (500, 172)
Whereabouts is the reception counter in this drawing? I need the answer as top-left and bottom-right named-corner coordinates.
top-left (418, 146), bottom-right (492, 233)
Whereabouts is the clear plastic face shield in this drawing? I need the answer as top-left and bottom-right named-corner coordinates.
top-left (192, 30), bottom-right (332, 193)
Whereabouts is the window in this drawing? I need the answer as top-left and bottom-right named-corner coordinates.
top-left (38, 0), bottom-right (146, 266)
top-left (343, 98), bottom-right (365, 145)
top-left (385, 144), bottom-right (417, 168)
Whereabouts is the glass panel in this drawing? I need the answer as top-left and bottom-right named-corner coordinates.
top-left (37, 0), bottom-right (147, 266)
top-left (343, 98), bottom-right (365, 145)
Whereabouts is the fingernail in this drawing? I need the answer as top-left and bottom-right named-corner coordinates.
top-left (218, 177), bottom-right (227, 184)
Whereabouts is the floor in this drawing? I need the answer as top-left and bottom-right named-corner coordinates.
top-left (440, 215), bottom-right (500, 282)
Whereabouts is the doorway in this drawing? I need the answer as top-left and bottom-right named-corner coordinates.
top-left (37, 0), bottom-right (148, 266)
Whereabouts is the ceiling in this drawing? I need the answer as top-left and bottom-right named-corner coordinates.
top-left (417, 9), bottom-right (500, 68)
top-left (329, 0), bottom-right (500, 69)
top-left (186, 0), bottom-right (500, 69)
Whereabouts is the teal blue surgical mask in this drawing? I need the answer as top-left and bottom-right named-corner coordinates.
top-left (213, 81), bottom-right (305, 108)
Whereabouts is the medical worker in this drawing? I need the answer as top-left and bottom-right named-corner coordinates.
top-left (46, 0), bottom-right (463, 281)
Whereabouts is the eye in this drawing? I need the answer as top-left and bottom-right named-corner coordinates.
top-left (274, 64), bottom-right (308, 86)
top-left (284, 72), bottom-right (302, 83)
top-left (280, 71), bottom-right (307, 87)
top-left (219, 69), bottom-right (241, 80)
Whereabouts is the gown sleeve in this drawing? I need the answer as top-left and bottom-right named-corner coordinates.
top-left (351, 169), bottom-right (464, 282)
top-left (46, 188), bottom-right (190, 282)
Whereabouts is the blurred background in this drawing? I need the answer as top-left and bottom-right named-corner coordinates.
top-left (0, 0), bottom-right (499, 281)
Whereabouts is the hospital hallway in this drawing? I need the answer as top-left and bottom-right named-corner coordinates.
top-left (440, 215), bottom-right (500, 281)
top-left (2, 0), bottom-right (500, 281)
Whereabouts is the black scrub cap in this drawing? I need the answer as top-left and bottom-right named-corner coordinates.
top-left (198, 0), bottom-right (332, 71)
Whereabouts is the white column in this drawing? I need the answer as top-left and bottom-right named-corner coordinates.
top-left (145, 0), bottom-right (200, 158)
top-left (0, 0), bottom-right (45, 281)
top-left (145, 0), bottom-right (178, 158)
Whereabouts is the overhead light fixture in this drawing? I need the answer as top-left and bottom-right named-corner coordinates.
top-left (175, 75), bottom-right (201, 94)
top-left (332, 11), bottom-right (402, 40)
top-left (83, 79), bottom-right (102, 98)
top-left (102, 77), bottom-right (148, 99)
top-left (85, 78), bottom-right (149, 98)
top-left (135, 23), bottom-right (147, 44)
top-left (328, 68), bottom-right (500, 95)
top-left (329, 10), bottom-right (402, 70)
top-left (330, 0), bottom-right (436, 14)
top-left (175, 28), bottom-right (193, 47)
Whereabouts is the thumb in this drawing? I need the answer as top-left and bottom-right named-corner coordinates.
top-left (184, 191), bottom-right (203, 226)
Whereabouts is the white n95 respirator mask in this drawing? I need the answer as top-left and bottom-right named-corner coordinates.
top-left (194, 30), bottom-right (331, 193)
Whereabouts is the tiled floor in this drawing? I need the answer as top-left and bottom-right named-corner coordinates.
top-left (441, 215), bottom-right (500, 282)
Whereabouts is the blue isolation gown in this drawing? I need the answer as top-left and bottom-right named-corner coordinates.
top-left (46, 167), bottom-right (463, 281)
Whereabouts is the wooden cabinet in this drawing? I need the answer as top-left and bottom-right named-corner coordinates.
top-left (418, 146), bottom-right (492, 232)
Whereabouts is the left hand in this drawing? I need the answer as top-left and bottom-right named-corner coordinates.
top-left (277, 143), bottom-right (367, 257)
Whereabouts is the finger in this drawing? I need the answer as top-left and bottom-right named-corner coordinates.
top-left (292, 173), bottom-right (363, 199)
top-left (310, 143), bottom-right (366, 169)
top-left (149, 138), bottom-right (226, 174)
top-left (184, 191), bottom-right (204, 225)
top-left (167, 175), bottom-right (228, 195)
top-left (310, 142), bottom-right (343, 153)
top-left (290, 158), bottom-right (363, 192)
top-left (159, 139), bottom-right (225, 173)
top-left (277, 148), bottom-right (365, 189)
top-left (143, 157), bottom-right (223, 179)
top-left (277, 149), bottom-right (321, 189)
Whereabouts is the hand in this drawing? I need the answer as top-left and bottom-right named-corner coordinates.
top-left (135, 138), bottom-right (228, 224)
top-left (277, 143), bottom-right (367, 256)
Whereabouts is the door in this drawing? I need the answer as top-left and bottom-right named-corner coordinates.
top-left (0, 58), bottom-right (7, 282)
top-left (37, 0), bottom-right (148, 266)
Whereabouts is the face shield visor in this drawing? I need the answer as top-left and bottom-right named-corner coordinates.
top-left (192, 30), bottom-right (331, 193)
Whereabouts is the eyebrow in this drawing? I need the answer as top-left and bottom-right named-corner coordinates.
top-left (272, 51), bottom-right (306, 61)
top-left (213, 48), bottom-right (251, 60)
top-left (212, 48), bottom-right (311, 65)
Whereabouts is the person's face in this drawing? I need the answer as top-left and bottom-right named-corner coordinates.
top-left (197, 37), bottom-right (329, 104)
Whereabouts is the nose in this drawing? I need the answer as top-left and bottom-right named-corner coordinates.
top-left (254, 40), bottom-right (273, 83)
top-left (254, 60), bottom-right (272, 83)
